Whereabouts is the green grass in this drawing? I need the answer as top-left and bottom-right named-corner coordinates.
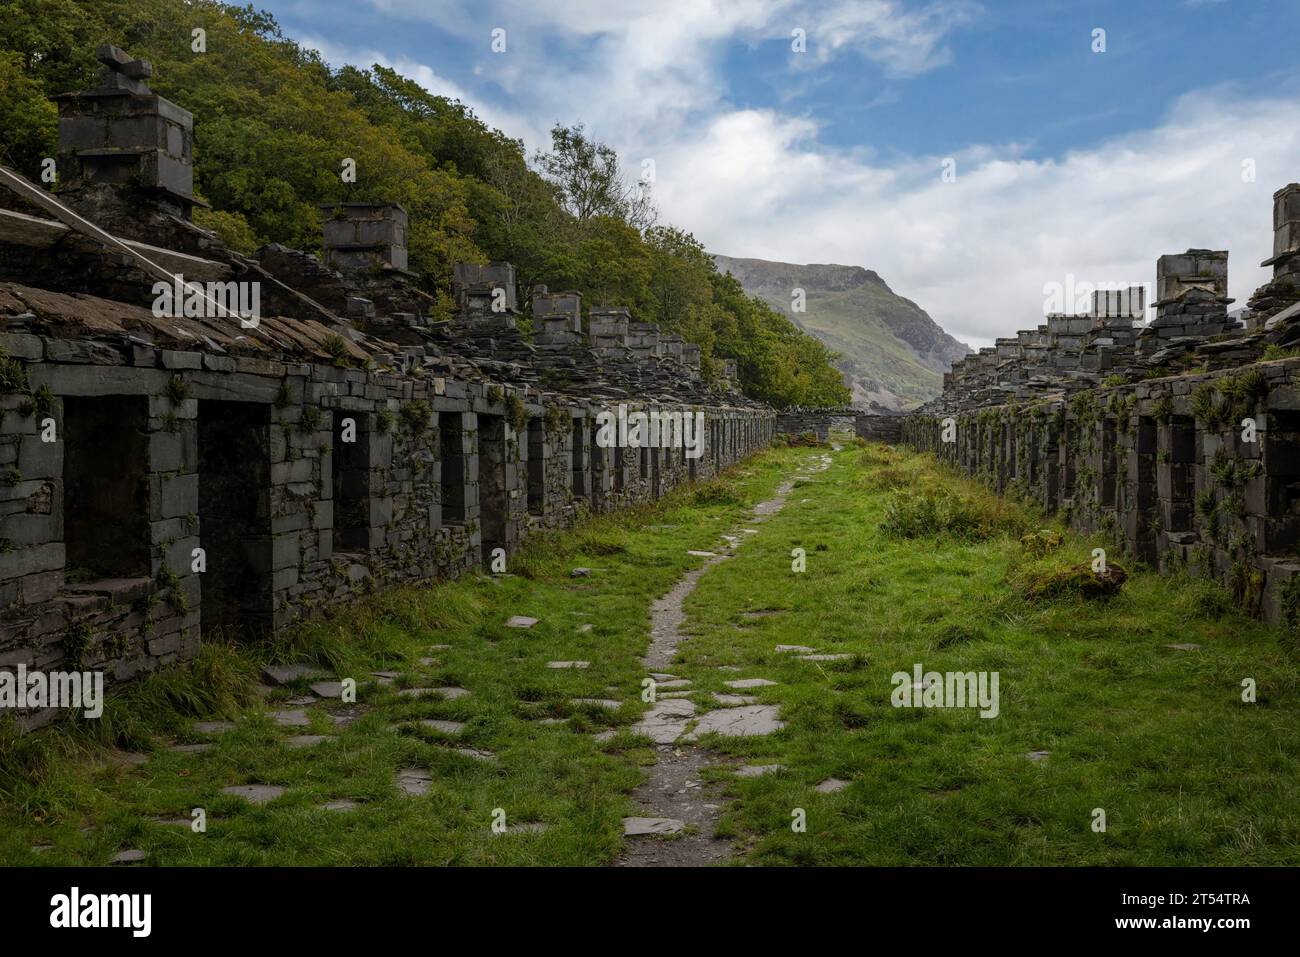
top-left (5, 439), bottom-right (1298, 866)
top-left (0, 451), bottom-right (795, 866)
top-left (674, 441), bottom-right (1300, 865)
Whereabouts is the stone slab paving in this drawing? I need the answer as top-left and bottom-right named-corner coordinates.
top-left (193, 721), bottom-right (235, 735)
top-left (110, 849), bottom-right (146, 864)
top-left (547, 661), bottom-right (590, 669)
top-left (395, 769), bottom-right (433, 796)
top-left (506, 616), bottom-right (538, 629)
top-left (631, 699), bottom-right (696, 744)
top-left (322, 799), bottom-right (358, 812)
top-left (736, 764), bottom-right (784, 778)
top-left (798, 654), bottom-right (852, 662)
top-left (416, 720), bottom-right (466, 735)
top-left (262, 664), bottom-right (324, 685)
top-left (655, 679), bottom-right (691, 689)
top-left (499, 822), bottom-right (550, 834)
top-left (776, 644), bottom-right (816, 653)
top-left (168, 743), bottom-right (213, 755)
top-left (622, 817), bottom-right (685, 836)
top-left (815, 778), bottom-right (848, 793)
top-left (399, 686), bottom-right (470, 699)
top-left (570, 698), bottom-right (621, 710)
top-left (686, 550), bottom-right (716, 558)
top-left (724, 678), bottom-right (778, 689)
top-left (222, 784), bottom-right (285, 804)
top-left (683, 704), bottom-right (785, 742)
top-left (621, 475), bottom-right (798, 868)
top-left (269, 709), bottom-right (311, 728)
top-left (1026, 750), bottom-right (1051, 762)
top-left (455, 747), bottom-right (497, 761)
top-left (310, 681), bottom-right (344, 699)
top-left (712, 693), bottom-right (759, 706)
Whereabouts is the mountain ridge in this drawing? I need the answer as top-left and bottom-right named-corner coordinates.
top-left (712, 254), bottom-right (971, 410)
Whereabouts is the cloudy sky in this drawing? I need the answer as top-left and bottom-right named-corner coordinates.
top-left (262, 0), bottom-right (1300, 347)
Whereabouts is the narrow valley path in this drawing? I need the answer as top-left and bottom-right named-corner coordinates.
top-left (617, 450), bottom-right (834, 866)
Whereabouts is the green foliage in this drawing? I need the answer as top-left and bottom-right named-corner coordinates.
top-left (0, 348), bottom-right (28, 393)
top-left (299, 405), bottom-right (321, 434)
top-left (61, 620), bottom-right (93, 670)
top-left (1020, 528), bottom-right (1064, 557)
top-left (164, 374), bottom-right (189, 405)
top-left (505, 394), bottom-right (527, 433)
top-left (375, 408), bottom-right (395, 434)
top-left (1010, 559), bottom-right (1127, 602)
top-left (880, 487), bottom-right (1025, 542)
top-left (399, 400), bottom-right (431, 433)
top-left (543, 404), bottom-right (569, 440)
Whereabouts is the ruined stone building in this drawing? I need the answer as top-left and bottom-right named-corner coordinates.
top-left (904, 183), bottom-right (1300, 623)
top-left (0, 47), bottom-right (773, 718)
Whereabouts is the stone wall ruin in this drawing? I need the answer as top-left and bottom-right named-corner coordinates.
top-left (904, 179), bottom-right (1300, 625)
top-left (0, 47), bottom-right (774, 726)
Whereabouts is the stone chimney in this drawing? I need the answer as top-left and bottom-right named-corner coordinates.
top-left (1264, 184), bottom-right (1300, 280)
top-left (453, 262), bottom-right (518, 327)
top-left (588, 308), bottom-right (630, 352)
top-left (626, 322), bottom-right (662, 359)
top-left (319, 202), bottom-right (410, 273)
top-left (53, 45), bottom-right (198, 223)
top-left (531, 285), bottom-right (582, 330)
top-left (531, 285), bottom-right (583, 347)
top-left (1090, 285), bottom-right (1145, 322)
top-left (1151, 249), bottom-right (1234, 336)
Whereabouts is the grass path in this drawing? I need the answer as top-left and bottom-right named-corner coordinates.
top-left (668, 441), bottom-right (1300, 865)
top-left (0, 449), bottom-right (799, 866)
top-left (4, 438), bottom-right (1299, 866)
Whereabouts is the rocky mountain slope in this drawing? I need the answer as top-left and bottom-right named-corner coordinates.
top-left (713, 255), bottom-right (970, 409)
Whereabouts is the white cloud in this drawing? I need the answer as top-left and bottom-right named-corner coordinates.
top-left (303, 6), bottom-right (1299, 351)
top-left (650, 88), bottom-right (1300, 348)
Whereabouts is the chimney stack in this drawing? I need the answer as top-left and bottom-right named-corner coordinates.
top-left (320, 202), bottom-right (410, 273)
top-left (53, 45), bottom-right (198, 225)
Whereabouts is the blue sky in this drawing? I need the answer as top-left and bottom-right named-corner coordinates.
top-left (259, 0), bottom-right (1300, 346)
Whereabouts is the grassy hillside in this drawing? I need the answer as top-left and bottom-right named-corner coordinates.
top-left (714, 255), bottom-right (969, 410)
